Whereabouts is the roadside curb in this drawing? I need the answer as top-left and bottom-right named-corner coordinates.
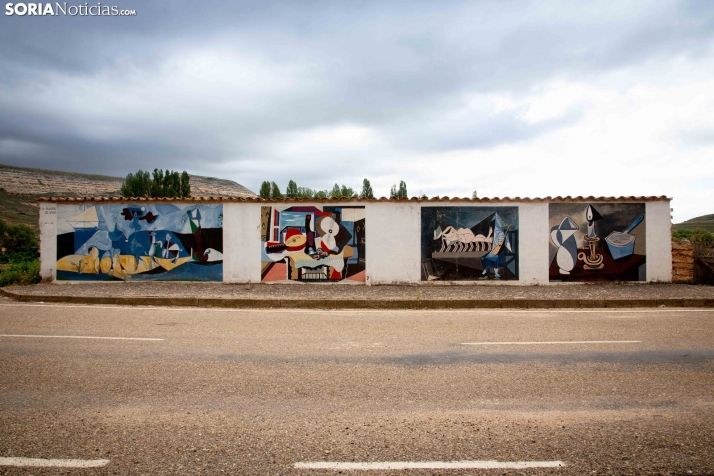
top-left (2, 287), bottom-right (713, 309)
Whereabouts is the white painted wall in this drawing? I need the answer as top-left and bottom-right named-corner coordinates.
top-left (45, 199), bottom-right (672, 284)
top-left (223, 202), bottom-right (263, 283)
top-left (366, 201), bottom-right (421, 284)
top-left (38, 202), bottom-right (57, 281)
top-left (645, 200), bottom-right (673, 282)
top-left (518, 203), bottom-right (550, 285)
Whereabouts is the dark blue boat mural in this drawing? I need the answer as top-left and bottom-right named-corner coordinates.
top-left (56, 204), bottom-right (223, 281)
top-left (421, 206), bottom-right (519, 281)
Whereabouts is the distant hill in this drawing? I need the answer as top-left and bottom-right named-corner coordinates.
top-left (0, 163), bottom-right (256, 227)
top-left (673, 214), bottom-right (714, 233)
top-left (0, 163), bottom-right (255, 198)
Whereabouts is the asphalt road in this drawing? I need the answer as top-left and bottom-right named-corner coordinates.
top-left (1, 300), bottom-right (713, 475)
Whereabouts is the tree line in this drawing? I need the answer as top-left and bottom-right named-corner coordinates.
top-left (120, 169), bottom-right (191, 198)
top-left (259, 179), bottom-right (408, 199)
top-left (120, 168), bottom-right (416, 200)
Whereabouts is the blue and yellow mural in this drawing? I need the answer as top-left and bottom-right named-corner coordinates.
top-left (56, 204), bottom-right (223, 281)
top-left (421, 207), bottom-right (519, 281)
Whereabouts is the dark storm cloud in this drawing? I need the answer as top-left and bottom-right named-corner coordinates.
top-left (0, 0), bottom-right (713, 189)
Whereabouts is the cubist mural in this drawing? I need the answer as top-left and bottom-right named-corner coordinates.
top-left (421, 207), bottom-right (519, 281)
top-left (261, 206), bottom-right (365, 282)
top-left (549, 203), bottom-right (646, 281)
top-left (56, 204), bottom-right (223, 281)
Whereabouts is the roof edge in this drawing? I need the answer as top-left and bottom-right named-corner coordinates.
top-left (37, 195), bottom-right (672, 204)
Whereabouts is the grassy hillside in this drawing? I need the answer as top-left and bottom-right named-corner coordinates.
top-left (673, 214), bottom-right (714, 233)
top-left (0, 188), bottom-right (46, 228)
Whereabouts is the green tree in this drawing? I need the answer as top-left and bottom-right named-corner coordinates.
top-left (398, 181), bottom-right (408, 199)
top-left (259, 181), bottom-right (271, 198)
top-left (390, 181), bottom-right (408, 199)
top-left (340, 185), bottom-right (357, 198)
top-left (313, 190), bottom-right (328, 199)
top-left (121, 169), bottom-right (190, 198)
top-left (163, 170), bottom-right (180, 198)
top-left (286, 180), bottom-right (299, 198)
top-left (151, 169), bottom-right (185, 198)
top-left (297, 187), bottom-right (315, 199)
top-left (170, 170), bottom-right (181, 197)
top-left (270, 181), bottom-right (283, 199)
top-left (120, 170), bottom-right (152, 197)
top-left (360, 179), bottom-right (374, 199)
top-left (151, 169), bottom-right (164, 197)
top-left (330, 183), bottom-right (342, 198)
top-left (180, 171), bottom-right (191, 198)
top-left (472, 190), bottom-right (478, 199)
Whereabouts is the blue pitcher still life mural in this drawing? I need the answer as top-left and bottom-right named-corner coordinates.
top-left (56, 203), bottom-right (223, 281)
top-left (548, 203), bottom-right (646, 282)
top-left (421, 206), bottom-right (519, 281)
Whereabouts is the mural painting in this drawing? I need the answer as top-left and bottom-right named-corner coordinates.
top-left (549, 203), bottom-right (646, 281)
top-left (421, 207), bottom-right (519, 281)
top-left (261, 206), bottom-right (366, 282)
top-left (56, 204), bottom-right (223, 281)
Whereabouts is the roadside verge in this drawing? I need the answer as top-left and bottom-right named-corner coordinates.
top-left (1, 286), bottom-right (712, 309)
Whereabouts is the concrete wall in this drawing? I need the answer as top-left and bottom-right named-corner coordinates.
top-left (512, 202), bottom-right (550, 285)
top-left (39, 202), bottom-right (57, 281)
top-left (366, 201), bottom-right (421, 284)
top-left (223, 202), bottom-right (262, 283)
top-left (646, 201), bottom-right (673, 282)
top-left (44, 199), bottom-right (673, 284)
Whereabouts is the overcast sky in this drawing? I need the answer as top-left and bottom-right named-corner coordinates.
top-left (1, 0), bottom-right (712, 221)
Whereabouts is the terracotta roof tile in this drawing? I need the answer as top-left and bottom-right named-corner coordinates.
top-left (37, 195), bottom-right (671, 203)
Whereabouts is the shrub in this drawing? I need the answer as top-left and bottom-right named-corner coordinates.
top-left (0, 219), bottom-right (39, 263)
top-left (691, 229), bottom-right (714, 248)
top-left (673, 228), bottom-right (714, 247)
top-left (0, 260), bottom-right (40, 287)
top-left (672, 228), bottom-right (693, 241)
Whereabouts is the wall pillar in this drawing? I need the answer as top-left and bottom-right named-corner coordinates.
top-left (39, 202), bottom-right (57, 282)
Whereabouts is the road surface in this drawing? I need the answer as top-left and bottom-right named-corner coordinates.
top-left (1, 300), bottom-right (713, 474)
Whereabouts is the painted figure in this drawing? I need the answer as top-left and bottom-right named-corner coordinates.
top-left (480, 213), bottom-right (512, 279)
top-left (550, 216), bottom-right (579, 274)
top-left (434, 226), bottom-right (493, 252)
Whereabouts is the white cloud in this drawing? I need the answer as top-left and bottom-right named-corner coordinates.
top-left (379, 67), bottom-right (714, 222)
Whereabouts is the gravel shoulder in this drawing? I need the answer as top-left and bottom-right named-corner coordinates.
top-left (3, 282), bottom-right (714, 304)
